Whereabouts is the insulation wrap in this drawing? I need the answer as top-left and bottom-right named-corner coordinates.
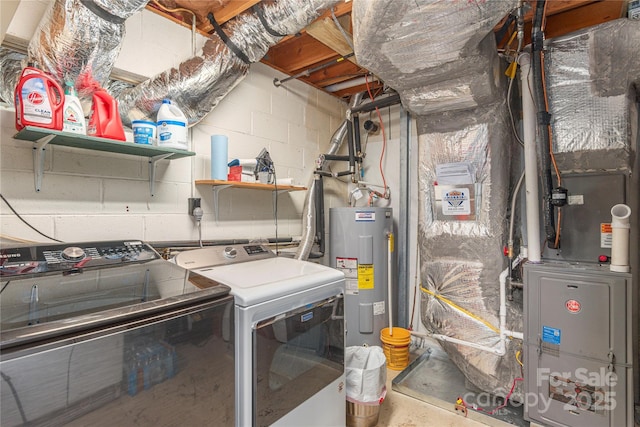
top-left (417, 102), bottom-right (523, 397)
top-left (352, 0), bottom-right (523, 396)
top-left (351, 0), bottom-right (517, 115)
top-left (28, 0), bottom-right (148, 90)
top-left (544, 19), bottom-right (640, 171)
top-left (117, 0), bottom-right (340, 126)
top-left (0, 48), bottom-right (25, 105)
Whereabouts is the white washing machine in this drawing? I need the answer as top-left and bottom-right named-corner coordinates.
top-left (175, 244), bottom-right (346, 427)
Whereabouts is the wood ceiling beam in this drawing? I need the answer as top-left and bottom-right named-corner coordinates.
top-left (262, 33), bottom-right (338, 72)
top-left (306, 15), bottom-right (356, 64)
top-left (495, 0), bottom-right (625, 48)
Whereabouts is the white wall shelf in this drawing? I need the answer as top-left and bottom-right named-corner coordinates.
top-left (14, 126), bottom-right (195, 196)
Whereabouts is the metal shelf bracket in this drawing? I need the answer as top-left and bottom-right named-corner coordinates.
top-left (212, 184), bottom-right (232, 223)
top-left (32, 134), bottom-right (56, 192)
top-left (148, 153), bottom-right (172, 196)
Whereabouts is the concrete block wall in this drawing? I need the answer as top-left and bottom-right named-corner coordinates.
top-left (0, 4), bottom-right (349, 247)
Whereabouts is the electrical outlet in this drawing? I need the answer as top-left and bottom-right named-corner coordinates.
top-left (188, 198), bottom-right (201, 215)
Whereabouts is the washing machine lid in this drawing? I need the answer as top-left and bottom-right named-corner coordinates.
top-left (0, 240), bottom-right (231, 350)
top-left (193, 257), bottom-right (344, 307)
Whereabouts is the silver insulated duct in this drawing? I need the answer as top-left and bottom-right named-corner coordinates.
top-left (0, 48), bottom-right (25, 105)
top-left (352, 0), bottom-right (522, 398)
top-left (352, 0), bottom-right (517, 115)
top-left (543, 19), bottom-right (640, 172)
top-left (28, 0), bottom-right (149, 89)
top-left (117, 0), bottom-right (340, 126)
top-left (1, 0), bottom-right (340, 128)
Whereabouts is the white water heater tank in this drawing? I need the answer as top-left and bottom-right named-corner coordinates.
top-left (330, 207), bottom-right (394, 347)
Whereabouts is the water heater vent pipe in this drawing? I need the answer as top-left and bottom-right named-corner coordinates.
top-left (610, 204), bottom-right (631, 272)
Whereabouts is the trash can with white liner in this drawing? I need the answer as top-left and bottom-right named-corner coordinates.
top-left (345, 346), bottom-right (387, 427)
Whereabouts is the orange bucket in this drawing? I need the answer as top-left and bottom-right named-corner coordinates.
top-left (379, 327), bottom-right (411, 370)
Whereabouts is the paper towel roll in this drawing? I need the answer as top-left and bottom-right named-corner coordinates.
top-left (211, 135), bottom-right (228, 180)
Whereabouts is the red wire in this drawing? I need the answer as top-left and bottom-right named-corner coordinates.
top-left (364, 74), bottom-right (388, 198)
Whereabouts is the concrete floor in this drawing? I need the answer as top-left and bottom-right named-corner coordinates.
top-left (378, 367), bottom-right (488, 427)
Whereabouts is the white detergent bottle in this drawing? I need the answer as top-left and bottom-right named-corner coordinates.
top-left (156, 99), bottom-right (188, 150)
top-left (62, 84), bottom-right (86, 135)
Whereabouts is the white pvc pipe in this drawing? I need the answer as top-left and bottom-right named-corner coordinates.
top-left (387, 232), bottom-right (394, 335)
top-left (610, 204), bottom-right (631, 272)
top-left (432, 333), bottom-right (504, 356)
top-left (499, 254), bottom-right (525, 348)
top-left (519, 53), bottom-right (541, 263)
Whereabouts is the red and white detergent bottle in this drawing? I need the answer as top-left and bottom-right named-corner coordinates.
top-left (14, 65), bottom-right (64, 131)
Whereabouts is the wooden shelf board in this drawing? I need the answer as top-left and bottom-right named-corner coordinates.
top-left (195, 180), bottom-right (307, 191)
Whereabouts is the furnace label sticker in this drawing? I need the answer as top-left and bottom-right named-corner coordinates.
top-left (442, 188), bottom-right (470, 215)
top-left (600, 223), bottom-right (612, 248)
top-left (542, 325), bottom-right (561, 345)
top-left (358, 264), bottom-right (374, 289)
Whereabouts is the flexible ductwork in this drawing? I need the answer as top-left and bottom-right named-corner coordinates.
top-left (544, 19), bottom-right (640, 171)
top-left (352, 0), bottom-right (517, 115)
top-left (0, 48), bottom-right (25, 105)
top-left (416, 103), bottom-right (522, 398)
top-left (1, 0), bottom-right (339, 128)
top-left (117, 0), bottom-right (340, 126)
top-left (28, 0), bottom-right (149, 91)
top-left (295, 92), bottom-right (364, 261)
top-left (352, 0), bottom-right (521, 398)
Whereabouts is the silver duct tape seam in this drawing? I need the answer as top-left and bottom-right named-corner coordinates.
top-left (28, 0), bottom-right (148, 91)
top-left (545, 19), bottom-right (640, 157)
top-left (118, 0), bottom-right (340, 126)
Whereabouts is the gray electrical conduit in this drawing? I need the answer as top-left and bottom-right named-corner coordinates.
top-left (531, 0), bottom-right (557, 248)
top-left (295, 92), bottom-right (364, 260)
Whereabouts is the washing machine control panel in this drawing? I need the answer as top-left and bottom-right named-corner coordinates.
top-left (222, 244), bottom-right (273, 264)
top-left (0, 240), bottom-right (160, 277)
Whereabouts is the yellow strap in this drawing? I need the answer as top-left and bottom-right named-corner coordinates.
top-left (420, 285), bottom-right (500, 335)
